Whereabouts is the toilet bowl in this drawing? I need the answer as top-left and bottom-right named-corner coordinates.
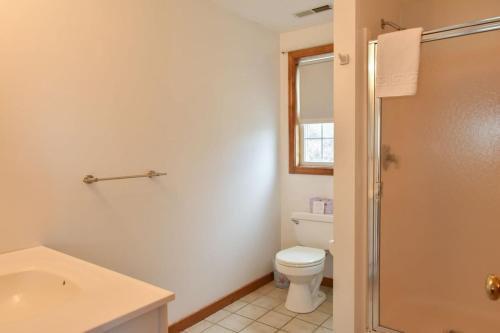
top-left (275, 246), bottom-right (326, 313)
top-left (276, 212), bottom-right (333, 313)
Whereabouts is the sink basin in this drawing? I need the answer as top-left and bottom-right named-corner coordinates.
top-left (0, 270), bottom-right (80, 323)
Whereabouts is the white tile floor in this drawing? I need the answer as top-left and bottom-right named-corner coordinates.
top-left (184, 283), bottom-right (333, 333)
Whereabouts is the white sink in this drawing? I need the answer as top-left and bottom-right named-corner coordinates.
top-left (0, 270), bottom-right (80, 323)
top-left (0, 246), bottom-right (175, 333)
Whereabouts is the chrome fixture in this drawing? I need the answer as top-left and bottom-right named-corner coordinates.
top-left (381, 145), bottom-right (398, 171)
top-left (83, 170), bottom-right (166, 184)
top-left (381, 19), bottom-right (405, 31)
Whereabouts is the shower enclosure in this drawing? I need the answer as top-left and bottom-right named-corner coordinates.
top-left (368, 17), bottom-right (500, 333)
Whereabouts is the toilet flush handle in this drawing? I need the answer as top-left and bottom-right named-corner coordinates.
top-left (291, 219), bottom-right (299, 224)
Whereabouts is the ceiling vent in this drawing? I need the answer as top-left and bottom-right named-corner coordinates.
top-left (295, 4), bottom-right (332, 18)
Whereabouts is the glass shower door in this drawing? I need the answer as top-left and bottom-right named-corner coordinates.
top-left (372, 27), bottom-right (500, 333)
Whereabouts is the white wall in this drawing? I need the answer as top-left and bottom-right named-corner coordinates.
top-left (0, 0), bottom-right (280, 322)
top-left (332, 0), bottom-right (401, 332)
top-left (279, 23), bottom-right (334, 277)
top-left (331, 2), bottom-right (358, 330)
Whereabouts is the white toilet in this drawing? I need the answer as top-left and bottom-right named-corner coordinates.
top-left (275, 212), bottom-right (333, 313)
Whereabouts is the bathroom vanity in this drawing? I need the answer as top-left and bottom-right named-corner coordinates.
top-left (0, 246), bottom-right (175, 333)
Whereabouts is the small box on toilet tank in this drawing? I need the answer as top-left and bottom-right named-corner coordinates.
top-left (309, 197), bottom-right (333, 215)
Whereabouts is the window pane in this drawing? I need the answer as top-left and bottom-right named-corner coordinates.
top-left (322, 123), bottom-right (334, 139)
top-left (304, 123), bottom-right (322, 139)
top-left (301, 122), bottom-right (335, 166)
top-left (322, 139), bottom-right (334, 163)
top-left (304, 139), bottom-right (322, 162)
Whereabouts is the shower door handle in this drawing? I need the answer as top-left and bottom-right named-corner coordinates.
top-left (485, 274), bottom-right (500, 300)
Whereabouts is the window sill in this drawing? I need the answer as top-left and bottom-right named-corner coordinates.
top-left (289, 166), bottom-right (333, 176)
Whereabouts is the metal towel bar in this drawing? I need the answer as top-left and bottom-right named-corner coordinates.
top-left (83, 170), bottom-right (166, 184)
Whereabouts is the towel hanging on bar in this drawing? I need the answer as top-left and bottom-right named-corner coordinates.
top-left (375, 27), bottom-right (423, 98)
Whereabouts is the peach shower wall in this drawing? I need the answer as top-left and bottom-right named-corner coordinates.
top-left (378, 1), bottom-right (500, 332)
top-left (400, 0), bottom-right (500, 30)
top-left (379, 28), bottom-right (500, 333)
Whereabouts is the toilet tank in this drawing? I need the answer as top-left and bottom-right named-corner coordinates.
top-left (291, 212), bottom-right (333, 250)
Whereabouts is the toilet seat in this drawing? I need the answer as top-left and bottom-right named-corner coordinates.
top-left (276, 246), bottom-right (325, 268)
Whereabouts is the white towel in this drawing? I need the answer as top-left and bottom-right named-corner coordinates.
top-left (375, 27), bottom-right (423, 97)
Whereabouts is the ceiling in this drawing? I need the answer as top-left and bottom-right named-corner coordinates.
top-left (211, 0), bottom-right (334, 32)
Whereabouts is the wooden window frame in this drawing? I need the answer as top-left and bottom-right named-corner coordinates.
top-left (288, 44), bottom-right (334, 176)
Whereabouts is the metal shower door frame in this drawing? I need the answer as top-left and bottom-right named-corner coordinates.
top-left (367, 16), bottom-right (500, 333)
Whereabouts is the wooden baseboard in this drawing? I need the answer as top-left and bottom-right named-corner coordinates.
top-left (168, 273), bottom-right (273, 333)
top-left (321, 277), bottom-right (333, 288)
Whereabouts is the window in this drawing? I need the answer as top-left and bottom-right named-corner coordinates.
top-left (288, 44), bottom-right (334, 175)
top-left (301, 122), bottom-right (334, 165)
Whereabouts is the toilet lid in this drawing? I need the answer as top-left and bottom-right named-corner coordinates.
top-left (276, 246), bottom-right (325, 268)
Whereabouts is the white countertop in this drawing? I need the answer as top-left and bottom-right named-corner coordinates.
top-left (0, 246), bottom-right (175, 333)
